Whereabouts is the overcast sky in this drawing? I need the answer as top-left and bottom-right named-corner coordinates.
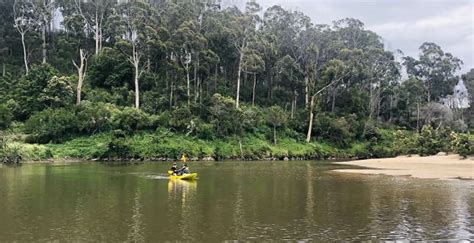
top-left (223, 0), bottom-right (473, 75)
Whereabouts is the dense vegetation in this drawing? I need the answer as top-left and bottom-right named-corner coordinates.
top-left (0, 0), bottom-right (472, 162)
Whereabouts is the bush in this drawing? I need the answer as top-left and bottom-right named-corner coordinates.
top-left (101, 130), bottom-right (133, 159)
top-left (112, 107), bottom-right (151, 133)
top-left (450, 132), bottom-right (473, 157)
top-left (24, 108), bottom-right (77, 143)
top-left (16, 64), bottom-right (59, 119)
top-left (314, 113), bottom-right (354, 147)
top-left (0, 104), bottom-right (13, 130)
top-left (75, 101), bottom-right (118, 133)
top-left (393, 130), bottom-right (419, 155)
top-left (417, 125), bottom-right (447, 156)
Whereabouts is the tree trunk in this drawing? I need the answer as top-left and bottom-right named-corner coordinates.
top-left (273, 125), bottom-right (277, 145)
top-left (95, 11), bottom-right (99, 55)
top-left (306, 96), bottom-right (315, 143)
top-left (42, 24), bottom-right (47, 64)
top-left (170, 79), bottom-right (174, 108)
top-left (291, 90), bottom-right (297, 119)
top-left (186, 62), bottom-right (190, 106)
top-left (416, 102), bottom-right (420, 131)
top-left (304, 76), bottom-right (309, 108)
top-left (236, 48), bottom-right (244, 109)
top-left (73, 49), bottom-right (87, 105)
top-left (252, 73), bottom-right (257, 106)
top-left (134, 62), bottom-right (140, 109)
top-left (133, 44), bottom-right (140, 109)
top-left (331, 88), bottom-right (336, 113)
top-left (21, 33), bottom-right (28, 73)
top-left (2, 62), bottom-right (5, 77)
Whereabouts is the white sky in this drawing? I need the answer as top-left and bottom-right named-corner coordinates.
top-left (223, 0), bottom-right (474, 75)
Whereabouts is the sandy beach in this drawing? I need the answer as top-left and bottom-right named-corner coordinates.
top-left (334, 154), bottom-right (474, 180)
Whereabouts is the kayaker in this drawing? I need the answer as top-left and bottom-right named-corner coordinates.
top-left (170, 163), bottom-right (178, 175)
top-left (181, 153), bottom-right (187, 163)
top-left (177, 164), bottom-right (190, 175)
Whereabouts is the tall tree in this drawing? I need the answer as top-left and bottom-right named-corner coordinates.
top-left (227, 1), bottom-right (261, 108)
top-left (74, 0), bottom-right (112, 55)
top-left (72, 49), bottom-right (88, 105)
top-left (116, 1), bottom-right (157, 109)
top-left (13, 0), bottom-right (40, 73)
top-left (403, 42), bottom-right (462, 102)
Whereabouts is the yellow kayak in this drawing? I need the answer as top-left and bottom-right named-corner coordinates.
top-left (168, 171), bottom-right (198, 180)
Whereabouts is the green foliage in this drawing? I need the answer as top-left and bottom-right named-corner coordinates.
top-left (0, 104), bottom-right (13, 129)
top-left (393, 130), bottom-right (419, 155)
top-left (112, 107), bottom-right (152, 133)
top-left (313, 113), bottom-right (355, 147)
top-left (75, 101), bottom-right (117, 133)
top-left (417, 125), bottom-right (447, 156)
top-left (87, 47), bottom-right (133, 89)
top-left (24, 108), bottom-right (77, 143)
top-left (450, 132), bottom-right (473, 157)
top-left (38, 75), bottom-right (74, 108)
top-left (209, 94), bottom-right (245, 137)
top-left (16, 64), bottom-right (59, 119)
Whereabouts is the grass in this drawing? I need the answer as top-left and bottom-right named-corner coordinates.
top-left (7, 128), bottom-right (471, 162)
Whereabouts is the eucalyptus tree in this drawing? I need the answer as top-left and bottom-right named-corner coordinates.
top-left (306, 59), bottom-right (351, 142)
top-left (403, 42), bottom-right (463, 102)
top-left (36, 0), bottom-right (55, 64)
top-left (13, 0), bottom-right (41, 73)
top-left (462, 69), bottom-right (474, 126)
top-left (274, 55), bottom-right (303, 117)
top-left (74, 0), bottom-right (113, 55)
top-left (72, 49), bottom-right (88, 105)
top-left (241, 43), bottom-right (265, 106)
top-left (362, 48), bottom-right (400, 120)
top-left (227, 0), bottom-right (261, 108)
top-left (116, 1), bottom-right (158, 109)
top-left (174, 20), bottom-right (207, 105)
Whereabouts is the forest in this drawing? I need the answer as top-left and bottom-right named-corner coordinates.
top-left (0, 0), bottom-right (472, 162)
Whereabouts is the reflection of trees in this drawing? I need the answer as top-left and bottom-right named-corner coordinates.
top-left (127, 190), bottom-right (144, 242)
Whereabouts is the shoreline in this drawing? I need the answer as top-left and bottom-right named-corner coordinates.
top-left (333, 154), bottom-right (474, 180)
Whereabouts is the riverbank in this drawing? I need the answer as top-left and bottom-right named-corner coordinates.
top-left (334, 154), bottom-right (474, 180)
top-left (2, 130), bottom-right (401, 162)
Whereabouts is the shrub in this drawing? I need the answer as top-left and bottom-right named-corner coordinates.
top-left (0, 104), bottom-right (13, 130)
top-left (24, 108), bottom-right (77, 143)
top-left (450, 132), bottom-right (473, 157)
top-left (101, 130), bottom-right (133, 159)
top-left (112, 107), bottom-right (151, 133)
top-left (393, 130), bottom-right (419, 155)
top-left (314, 113), bottom-right (354, 147)
top-left (16, 64), bottom-right (59, 119)
top-left (417, 125), bottom-right (446, 156)
top-left (75, 101), bottom-right (118, 133)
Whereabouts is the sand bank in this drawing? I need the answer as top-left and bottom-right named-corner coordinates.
top-left (334, 154), bottom-right (474, 180)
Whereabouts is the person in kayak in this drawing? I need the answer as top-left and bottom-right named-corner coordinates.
top-left (177, 164), bottom-right (190, 175)
top-left (170, 163), bottom-right (178, 175)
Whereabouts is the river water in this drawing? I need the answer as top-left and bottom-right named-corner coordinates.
top-left (0, 161), bottom-right (472, 241)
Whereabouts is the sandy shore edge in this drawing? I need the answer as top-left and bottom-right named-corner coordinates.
top-left (333, 154), bottom-right (474, 180)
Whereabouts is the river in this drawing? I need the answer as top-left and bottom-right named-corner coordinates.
top-left (0, 161), bottom-right (472, 241)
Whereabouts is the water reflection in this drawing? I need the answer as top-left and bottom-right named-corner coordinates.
top-left (0, 162), bottom-right (472, 241)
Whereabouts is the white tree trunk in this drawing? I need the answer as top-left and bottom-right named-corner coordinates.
top-left (252, 73), bottom-right (257, 106)
top-left (42, 25), bottom-right (47, 64)
top-left (73, 49), bottom-right (87, 105)
top-left (134, 61), bottom-right (140, 109)
top-left (21, 33), bottom-right (28, 73)
top-left (95, 12), bottom-right (100, 55)
top-left (306, 96), bottom-right (315, 143)
top-left (236, 48), bottom-right (244, 109)
top-left (186, 62), bottom-right (190, 105)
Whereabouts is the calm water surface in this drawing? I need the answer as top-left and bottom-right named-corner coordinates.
top-left (0, 161), bottom-right (472, 241)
